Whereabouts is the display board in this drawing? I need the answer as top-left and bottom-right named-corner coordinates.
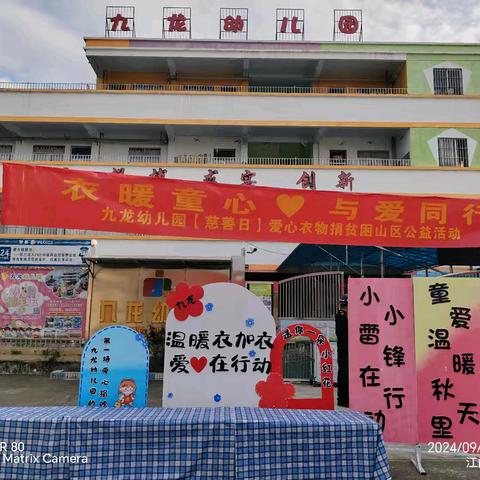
top-left (163, 282), bottom-right (276, 407)
top-left (78, 326), bottom-right (149, 407)
top-left (0, 239), bottom-right (90, 266)
top-left (414, 278), bottom-right (480, 447)
top-left (0, 267), bottom-right (88, 339)
top-left (349, 278), bottom-right (418, 443)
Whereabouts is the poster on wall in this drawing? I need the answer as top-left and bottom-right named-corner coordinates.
top-left (78, 326), bottom-right (149, 407)
top-left (349, 278), bottom-right (418, 443)
top-left (0, 267), bottom-right (88, 339)
top-left (414, 278), bottom-right (480, 447)
top-left (163, 282), bottom-right (276, 407)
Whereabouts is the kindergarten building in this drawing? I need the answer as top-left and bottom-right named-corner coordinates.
top-left (0, 7), bottom-right (480, 365)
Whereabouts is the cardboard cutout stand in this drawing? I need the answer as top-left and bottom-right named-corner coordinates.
top-left (262, 323), bottom-right (334, 410)
top-left (78, 325), bottom-right (149, 408)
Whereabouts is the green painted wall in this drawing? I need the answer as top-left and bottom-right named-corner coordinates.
top-left (317, 43), bottom-right (480, 55)
top-left (406, 54), bottom-right (480, 94)
top-left (411, 128), bottom-right (480, 167)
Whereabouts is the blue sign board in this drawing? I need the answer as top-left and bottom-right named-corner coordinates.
top-left (79, 326), bottom-right (149, 408)
top-left (0, 239), bottom-right (91, 266)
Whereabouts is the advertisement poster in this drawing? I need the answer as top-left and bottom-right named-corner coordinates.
top-left (414, 278), bottom-right (480, 446)
top-left (0, 267), bottom-right (88, 339)
top-left (349, 278), bottom-right (418, 443)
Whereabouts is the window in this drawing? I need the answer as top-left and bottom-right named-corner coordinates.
top-left (357, 150), bottom-right (390, 159)
top-left (70, 146), bottom-right (92, 161)
top-left (0, 145), bottom-right (13, 161)
top-left (433, 68), bottom-right (463, 95)
top-left (438, 138), bottom-right (468, 167)
top-left (329, 150), bottom-right (347, 166)
top-left (32, 145), bottom-right (65, 161)
top-left (214, 148), bottom-right (236, 159)
top-left (128, 147), bottom-right (161, 163)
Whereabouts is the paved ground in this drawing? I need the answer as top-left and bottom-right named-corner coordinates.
top-left (0, 375), bottom-right (477, 479)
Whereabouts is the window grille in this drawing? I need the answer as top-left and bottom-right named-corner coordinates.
top-left (433, 68), bottom-right (463, 95)
top-left (438, 137), bottom-right (468, 167)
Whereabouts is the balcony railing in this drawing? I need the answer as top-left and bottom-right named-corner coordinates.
top-left (2, 153), bottom-right (412, 166)
top-left (172, 155), bottom-right (413, 167)
top-left (0, 81), bottom-right (408, 96)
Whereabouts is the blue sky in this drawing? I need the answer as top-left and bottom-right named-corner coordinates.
top-left (0, 0), bottom-right (479, 83)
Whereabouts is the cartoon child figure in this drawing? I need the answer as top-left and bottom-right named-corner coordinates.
top-left (114, 378), bottom-right (136, 407)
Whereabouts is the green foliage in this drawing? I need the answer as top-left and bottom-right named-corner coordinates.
top-left (42, 349), bottom-right (61, 366)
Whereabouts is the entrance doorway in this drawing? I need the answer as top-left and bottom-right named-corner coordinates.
top-left (329, 150), bottom-right (347, 166)
top-left (277, 272), bottom-right (344, 385)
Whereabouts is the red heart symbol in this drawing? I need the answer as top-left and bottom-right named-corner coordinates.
top-left (190, 356), bottom-right (207, 373)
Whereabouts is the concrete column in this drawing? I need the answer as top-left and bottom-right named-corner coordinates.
top-left (312, 143), bottom-right (320, 164)
top-left (240, 138), bottom-right (248, 163)
top-left (161, 142), bottom-right (170, 163)
top-left (91, 141), bottom-right (100, 162)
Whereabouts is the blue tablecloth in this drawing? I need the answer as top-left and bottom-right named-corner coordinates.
top-left (0, 407), bottom-right (391, 480)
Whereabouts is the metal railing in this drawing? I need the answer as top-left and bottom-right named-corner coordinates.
top-left (0, 81), bottom-right (409, 95)
top-left (173, 155), bottom-right (240, 164)
top-left (0, 337), bottom-right (84, 348)
top-left (2, 153), bottom-right (412, 166)
top-left (320, 157), bottom-right (412, 167)
top-left (168, 156), bottom-right (413, 167)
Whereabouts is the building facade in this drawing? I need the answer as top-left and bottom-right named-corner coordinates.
top-left (1, 22), bottom-right (480, 351)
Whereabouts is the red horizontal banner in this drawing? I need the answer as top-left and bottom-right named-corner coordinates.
top-left (3, 163), bottom-right (480, 248)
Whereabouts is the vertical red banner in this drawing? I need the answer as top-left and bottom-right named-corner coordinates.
top-left (349, 278), bottom-right (418, 443)
top-left (414, 278), bottom-right (480, 450)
